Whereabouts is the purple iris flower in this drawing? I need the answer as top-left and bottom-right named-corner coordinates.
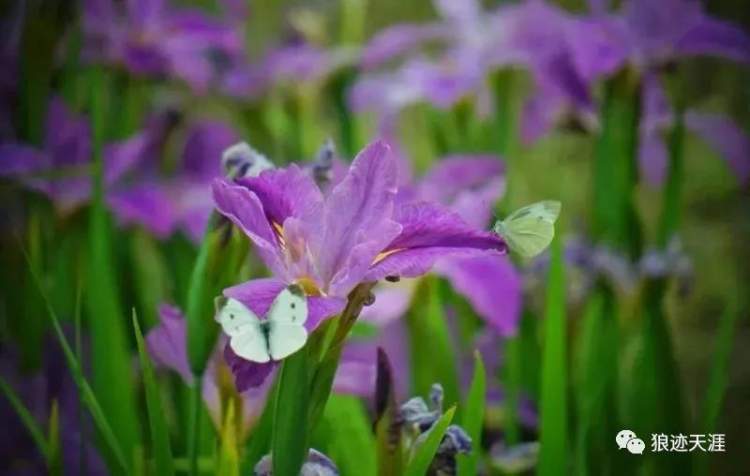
top-left (212, 141), bottom-right (508, 388)
top-left (564, 0), bottom-right (750, 185)
top-left (352, 0), bottom-right (591, 134)
top-left (0, 97), bottom-right (93, 212)
top-left (82, 0), bottom-right (246, 93)
top-left (107, 116), bottom-right (240, 242)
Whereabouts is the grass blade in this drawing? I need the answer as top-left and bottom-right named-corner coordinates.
top-left (22, 245), bottom-right (129, 473)
top-left (320, 395), bottom-right (377, 476)
top-left (272, 347), bottom-right (311, 476)
top-left (458, 351), bottom-right (486, 476)
top-left (537, 236), bottom-right (567, 476)
top-left (87, 66), bottom-right (140, 459)
top-left (133, 311), bottom-right (175, 476)
top-left (695, 301), bottom-right (739, 476)
top-left (404, 406), bottom-right (456, 476)
top-left (0, 376), bottom-right (50, 460)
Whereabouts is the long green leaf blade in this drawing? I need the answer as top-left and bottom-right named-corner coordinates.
top-left (404, 406), bottom-right (456, 476)
top-left (0, 377), bottom-right (50, 460)
top-left (133, 311), bottom-right (175, 476)
top-left (695, 302), bottom-right (739, 476)
top-left (272, 347), bottom-right (311, 476)
top-left (321, 395), bottom-right (377, 476)
top-left (538, 236), bottom-right (567, 476)
top-left (87, 66), bottom-right (140, 459)
top-left (458, 351), bottom-right (486, 476)
top-left (23, 246), bottom-right (129, 473)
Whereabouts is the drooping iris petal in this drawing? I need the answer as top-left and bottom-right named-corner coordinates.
top-left (676, 16), bottom-right (750, 64)
top-left (107, 183), bottom-right (178, 238)
top-left (223, 346), bottom-right (277, 392)
top-left (0, 144), bottom-right (47, 176)
top-left (434, 255), bottom-right (522, 336)
top-left (685, 112), bottom-right (750, 184)
top-left (360, 24), bottom-right (449, 69)
top-left (367, 201), bottom-right (506, 281)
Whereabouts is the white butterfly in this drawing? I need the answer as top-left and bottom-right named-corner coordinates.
top-left (216, 285), bottom-right (309, 363)
top-left (493, 200), bottom-right (561, 258)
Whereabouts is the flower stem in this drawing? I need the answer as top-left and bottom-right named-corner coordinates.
top-left (187, 383), bottom-right (202, 476)
top-left (308, 282), bottom-right (376, 427)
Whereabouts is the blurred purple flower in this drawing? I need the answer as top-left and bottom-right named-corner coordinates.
top-left (0, 97), bottom-right (93, 212)
top-left (107, 116), bottom-right (239, 241)
top-left (353, 0), bottom-right (591, 139)
top-left (212, 141), bottom-right (507, 387)
top-left (574, 0), bottom-right (750, 79)
top-left (82, 0), bottom-right (246, 92)
top-left (639, 74), bottom-right (749, 186)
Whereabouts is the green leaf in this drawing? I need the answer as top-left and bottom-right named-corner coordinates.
top-left (23, 247), bottom-right (129, 473)
top-left (404, 406), bottom-right (456, 476)
top-left (591, 70), bottom-right (641, 257)
top-left (322, 395), bottom-right (377, 476)
top-left (406, 277), bottom-right (460, 408)
top-left (538, 236), bottom-right (567, 476)
top-left (573, 289), bottom-right (622, 476)
top-left (87, 66), bottom-right (140, 460)
top-left (47, 400), bottom-right (62, 476)
top-left (0, 377), bottom-right (50, 460)
top-left (272, 347), bottom-right (311, 476)
top-left (133, 311), bottom-right (175, 476)
top-left (458, 352), bottom-right (486, 476)
top-left (695, 302), bottom-right (739, 476)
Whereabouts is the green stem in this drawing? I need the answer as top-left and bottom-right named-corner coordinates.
top-left (308, 282), bottom-right (377, 427)
top-left (188, 383), bottom-right (203, 476)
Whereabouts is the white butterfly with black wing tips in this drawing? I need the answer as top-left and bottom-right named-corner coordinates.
top-left (216, 285), bottom-right (309, 363)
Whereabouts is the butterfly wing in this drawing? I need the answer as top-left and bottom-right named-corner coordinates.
top-left (266, 284), bottom-right (309, 325)
top-left (266, 285), bottom-right (309, 360)
top-left (496, 201), bottom-right (561, 258)
top-left (268, 323), bottom-right (309, 361)
top-left (217, 298), bottom-right (271, 363)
